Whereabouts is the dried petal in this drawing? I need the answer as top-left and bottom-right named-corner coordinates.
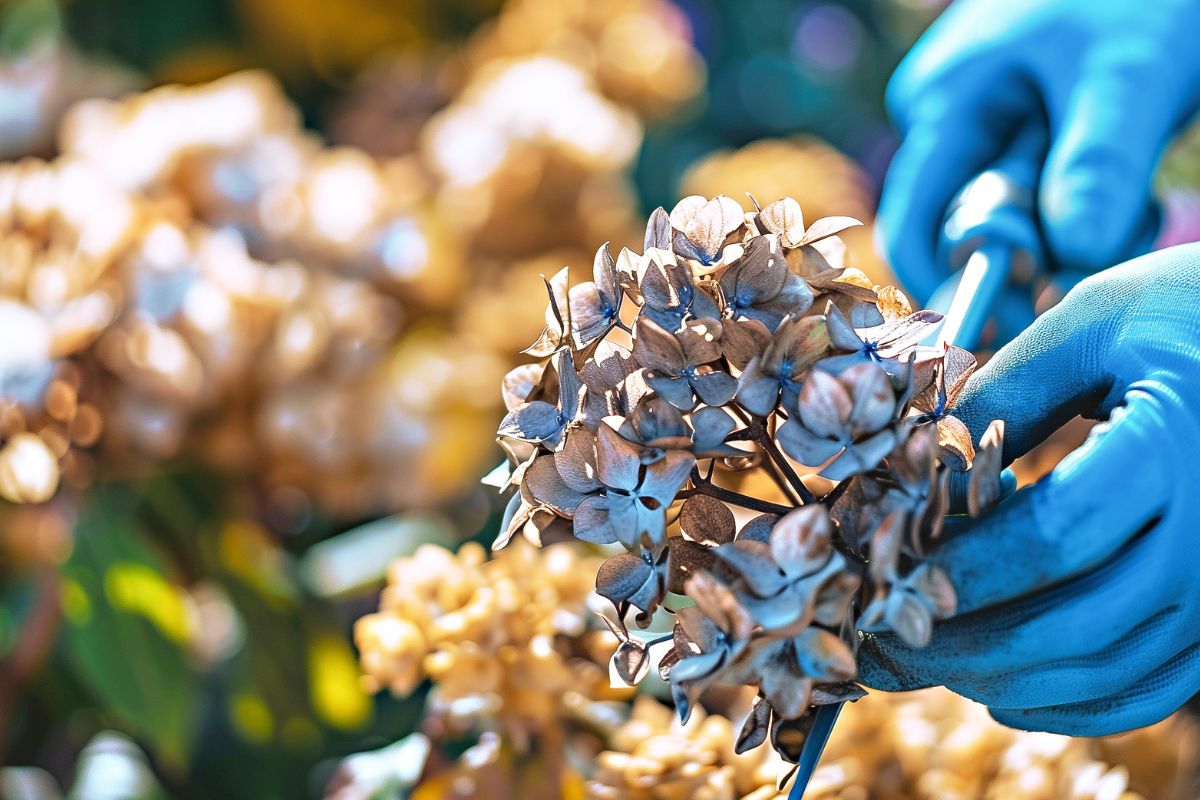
top-left (713, 541), bottom-right (788, 598)
top-left (613, 639), bottom-right (650, 685)
top-left (757, 197), bottom-right (804, 246)
top-left (680, 495), bottom-right (736, 546)
top-left (769, 506), bottom-right (833, 579)
top-left (633, 317), bottom-right (686, 375)
top-left (969, 419), bottom-right (1005, 518)
top-left (596, 553), bottom-right (655, 606)
top-left (887, 589), bottom-right (934, 648)
top-left (721, 317), bottom-right (771, 369)
top-left (735, 696), bottom-right (772, 754)
top-left (645, 207), bottom-right (672, 251)
top-left (936, 414), bottom-right (975, 471)
top-left (875, 285), bottom-right (913, 321)
top-left (793, 628), bottom-right (857, 682)
top-left (597, 422), bottom-right (643, 492)
top-left (801, 216), bottom-right (862, 244)
top-left (797, 369), bottom-right (852, 439)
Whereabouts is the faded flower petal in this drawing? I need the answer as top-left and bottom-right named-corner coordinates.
top-left (498, 400), bottom-right (563, 445)
top-left (670, 194), bottom-right (744, 263)
top-left (639, 450), bottom-right (696, 506)
top-left (677, 318), bottom-right (723, 364)
top-left (801, 215), bottom-right (862, 244)
top-left (690, 369), bottom-right (738, 407)
top-left (646, 373), bottom-right (696, 410)
top-left (887, 589), bottom-right (934, 648)
top-left (686, 570), bottom-right (754, 643)
top-left (597, 421), bottom-right (644, 491)
top-left (776, 417), bottom-right (843, 467)
top-left (821, 428), bottom-right (896, 481)
top-left (669, 649), bottom-right (726, 683)
top-left (735, 696), bottom-right (772, 754)
top-left (524, 455), bottom-right (589, 516)
top-left (680, 495), bottom-right (736, 546)
top-left (645, 206), bottom-right (672, 251)
top-left (969, 419), bottom-right (1005, 518)
top-left (689, 406), bottom-right (739, 456)
top-left (907, 563), bottom-right (957, 618)
top-left (769, 506), bottom-right (833, 579)
top-left (721, 317), bottom-right (771, 369)
top-left (555, 428), bottom-right (601, 493)
top-left (876, 285), bottom-right (913, 321)
top-left (936, 414), bottom-right (975, 471)
top-left (666, 539), bottom-right (716, 594)
top-left (713, 541), bottom-right (788, 598)
top-left (675, 605), bottom-right (723, 652)
top-left (596, 552), bottom-right (655, 606)
top-left (735, 358), bottom-right (782, 417)
top-left (737, 513), bottom-right (779, 543)
top-left (845, 362), bottom-right (895, 433)
top-left (756, 197), bottom-right (804, 247)
top-left (798, 369), bottom-right (852, 439)
top-left (613, 639), bottom-right (650, 685)
top-left (633, 317), bottom-right (686, 375)
top-left (573, 495), bottom-right (618, 545)
top-left (793, 628), bottom-right (857, 682)
top-left (501, 363), bottom-right (543, 411)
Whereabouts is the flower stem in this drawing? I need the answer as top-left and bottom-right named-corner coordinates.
top-left (683, 469), bottom-right (793, 516)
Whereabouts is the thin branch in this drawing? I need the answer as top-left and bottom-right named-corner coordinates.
top-left (755, 430), bottom-right (817, 504)
top-left (683, 469), bottom-right (793, 516)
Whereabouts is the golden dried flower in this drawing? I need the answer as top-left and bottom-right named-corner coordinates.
top-left (356, 540), bottom-right (623, 743)
top-left (592, 689), bottom-right (1197, 800)
top-left (492, 195), bottom-right (1007, 770)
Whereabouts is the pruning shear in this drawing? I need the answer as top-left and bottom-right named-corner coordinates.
top-left (788, 125), bottom-right (1050, 799)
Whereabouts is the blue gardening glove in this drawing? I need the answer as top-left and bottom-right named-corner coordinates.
top-left (858, 243), bottom-right (1200, 736)
top-left (879, 0), bottom-right (1200, 303)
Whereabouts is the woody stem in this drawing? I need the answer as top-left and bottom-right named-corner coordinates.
top-left (683, 470), bottom-right (793, 516)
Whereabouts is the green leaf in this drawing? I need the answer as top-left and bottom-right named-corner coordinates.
top-left (60, 487), bottom-right (201, 770)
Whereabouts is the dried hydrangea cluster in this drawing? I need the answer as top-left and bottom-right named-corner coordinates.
top-left (590, 689), bottom-right (1197, 800)
top-left (355, 540), bottom-right (627, 748)
top-left (493, 194), bottom-right (1006, 765)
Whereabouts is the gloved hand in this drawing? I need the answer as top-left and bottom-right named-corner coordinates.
top-left (879, 0), bottom-right (1200, 303)
top-left (858, 243), bottom-right (1200, 736)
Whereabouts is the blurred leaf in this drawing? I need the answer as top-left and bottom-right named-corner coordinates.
top-left (59, 487), bottom-right (201, 770)
top-left (0, 0), bottom-right (60, 57)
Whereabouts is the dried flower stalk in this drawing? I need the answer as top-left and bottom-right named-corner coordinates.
top-left (492, 194), bottom-right (1005, 767)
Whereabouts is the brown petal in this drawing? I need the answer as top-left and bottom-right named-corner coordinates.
top-left (867, 509), bottom-right (906, 588)
top-left (968, 419), bottom-right (1005, 518)
top-left (677, 318), bottom-right (723, 365)
top-left (776, 315), bottom-right (830, 374)
top-left (596, 552), bottom-right (654, 606)
top-left (769, 506), bottom-right (833, 579)
top-left (667, 539), bottom-right (716, 594)
top-left (936, 415), bottom-right (975, 471)
top-left (806, 267), bottom-right (877, 301)
top-left (668, 195), bottom-right (708, 231)
top-left (875, 285), bottom-right (912, 321)
top-left (721, 317), bottom-right (772, 370)
top-left (738, 513), bottom-right (780, 543)
top-left (632, 317), bottom-right (686, 375)
top-left (811, 682), bottom-right (868, 705)
top-left (686, 570), bottom-right (754, 642)
top-left (680, 495), bottom-right (736, 545)
top-left (942, 345), bottom-right (978, 407)
top-left (812, 571), bottom-right (861, 627)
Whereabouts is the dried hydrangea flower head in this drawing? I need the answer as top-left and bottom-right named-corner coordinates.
top-left (493, 194), bottom-right (1006, 769)
top-left (589, 687), bottom-right (1194, 800)
top-left (355, 540), bottom-right (623, 749)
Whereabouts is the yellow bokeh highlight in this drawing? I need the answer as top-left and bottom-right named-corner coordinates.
top-left (60, 576), bottom-right (92, 625)
top-left (308, 632), bottom-right (372, 731)
top-left (231, 692), bottom-right (274, 744)
top-left (103, 563), bottom-right (191, 643)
